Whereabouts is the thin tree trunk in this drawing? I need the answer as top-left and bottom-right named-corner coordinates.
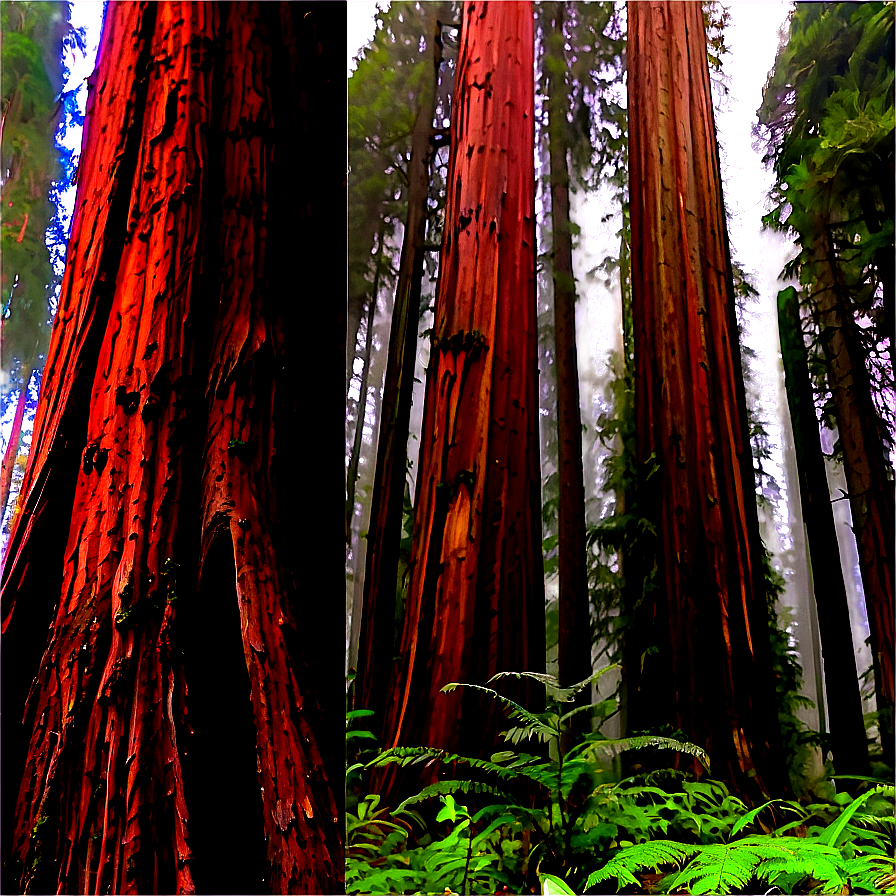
top-left (0, 365), bottom-right (32, 519)
top-left (0, 4), bottom-right (343, 893)
top-left (777, 285), bottom-right (870, 779)
top-left (377, 0), bottom-right (544, 805)
top-left (354, 7), bottom-right (444, 730)
top-left (546, 1), bottom-right (591, 723)
top-left (626, 0), bottom-right (787, 802)
top-left (346, 230), bottom-right (385, 552)
top-left (810, 217), bottom-right (895, 757)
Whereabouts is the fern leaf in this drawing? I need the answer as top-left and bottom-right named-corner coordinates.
top-left (441, 682), bottom-right (557, 739)
top-left (489, 665), bottom-right (619, 703)
top-left (571, 734), bottom-right (710, 773)
top-left (755, 855), bottom-right (846, 891)
top-left (394, 780), bottom-right (508, 814)
top-left (583, 839), bottom-right (699, 890)
top-left (668, 843), bottom-right (763, 894)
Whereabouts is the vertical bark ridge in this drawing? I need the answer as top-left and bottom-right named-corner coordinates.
top-left (1, 3), bottom-right (343, 892)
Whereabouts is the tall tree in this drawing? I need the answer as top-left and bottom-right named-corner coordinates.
top-left (624, 0), bottom-right (787, 802)
top-left (1, 3), bottom-right (344, 893)
top-left (0, 1), bottom-right (74, 518)
top-left (757, 1), bottom-right (894, 756)
top-left (376, 0), bottom-right (544, 802)
top-left (777, 284), bottom-right (870, 779)
top-left (544, 0), bottom-right (591, 720)
top-left (354, 4), bottom-right (446, 731)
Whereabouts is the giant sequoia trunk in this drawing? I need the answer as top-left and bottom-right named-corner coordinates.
top-left (625, 0), bottom-right (786, 802)
top-left (354, 8), bottom-right (444, 731)
top-left (777, 285), bottom-right (870, 779)
top-left (546, 0), bottom-right (592, 719)
top-left (810, 217), bottom-right (895, 757)
top-left (377, 0), bottom-right (544, 803)
top-left (0, 4), bottom-right (343, 893)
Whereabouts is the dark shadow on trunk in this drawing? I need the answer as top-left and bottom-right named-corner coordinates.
top-left (182, 533), bottom-right (268, 895)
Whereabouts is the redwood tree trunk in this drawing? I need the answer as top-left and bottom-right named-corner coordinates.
top-left (377, 0), bottom-right (544, 802)
top-left (546, 1), bottom-right (591, 718)
top-left (811, 218), bottom-right (895, 757)
top-left (777, 285), bottom-right (870, 779)
top-left (626, 0), bottom-right (786, 802)
top-left (0, 364), bottom-right (32, 519)
top-left (355, 8), bottom-right (443, 730)
top-left (0, 4), bottom-right (343, 893)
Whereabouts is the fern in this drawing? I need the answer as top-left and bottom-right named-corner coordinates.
top-left (569, 733), bottom-right (710, 774)
top-left (441, 681), bottom-right (559, 742)
top-left (394, 779), bottom-right (509, 814)
top-left (488, 665), bottom-right (619, 704)
top-left (584, 834), bottom-right (852, 895)
top-left (584, 839), bottom-right (699, 890)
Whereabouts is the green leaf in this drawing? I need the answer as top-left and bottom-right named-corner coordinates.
top-left (818, 785), bottom-right (895, 847)
top-left (540, 872), bottom-right (576, 895)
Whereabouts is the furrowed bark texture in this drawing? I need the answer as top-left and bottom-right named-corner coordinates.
top-left (546, 1), bottom-right (592, 712)
top-left (0, 3), bottom-right (343, 893)
top-left (355, 8), bottom-right (443, 730)
top-left (777, 286), bottom-right (870, 778)
top-left (378, 0), bottom-right (544, 800)
top-left (626, 1), bottom-right (786, 801)
top-left (810, 219), bottom-right (895, 754)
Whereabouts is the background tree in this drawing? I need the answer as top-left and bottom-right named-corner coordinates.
top-left (777, 284), bottom-right (870, 780)
top-left (0, 1), bottom-right (78, 518)
top-left (543, 0), bottom-right (595, 725)
top-left (354, 2), bottom-right (449, 734)
top-left (1, 3), bottom-right (344, 893)
top-left (757, 0), bottom-right (894, 757)
top-left (624, 0), bottom-right (787, 803)
top-left (376, 0), bottom-right (545, 803)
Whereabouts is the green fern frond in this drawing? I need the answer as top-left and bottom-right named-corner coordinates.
top-left (755, 855), bottom-right (847, 891)
top-left (570, 734), bottom-right (710, 773)
top-left (366, 745), bottom-right (549, 790)
top-left (394, 780), bottom-right (509, 814)
top-left (843, 853), bottom-right (896, 892)
top-left (488, 665), bottom-right (619, 703)
top-left (667, 842), bottom-right (766, 894)
top-left (441, 682), bottom-right (558, 739)
top-left (583, 839), bottom-right (699, 890)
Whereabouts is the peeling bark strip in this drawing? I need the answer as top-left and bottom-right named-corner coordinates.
top-left (378, 0), bottom-right (545, 798)
top-left (0, 4), bottom-right (342, 894)
top-left (626, 1), bottom-right (786, 801)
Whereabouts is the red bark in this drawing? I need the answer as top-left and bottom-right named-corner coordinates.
top-left (1, 4), bottom-right (343, 893)
top-left (626, 1), bottom-right (787, 801)
top-left (376, 0), bottom-right (544, 803)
